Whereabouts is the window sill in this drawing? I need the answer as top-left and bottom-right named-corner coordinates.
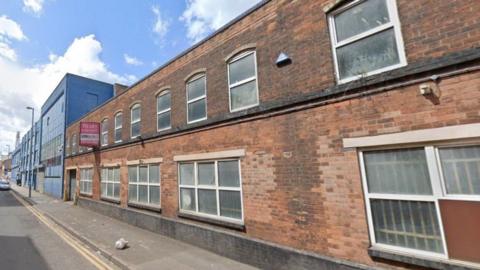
top-left (178, 212), bottom-right (245, 232)
top-left (79, 193), bottom-right (92, 198)
top-left (368, 247), bottom-right (479, 270)
top-left (100, 197), bottom-right (120, 204)
top-left (127, 202), bottom-right (161, 213)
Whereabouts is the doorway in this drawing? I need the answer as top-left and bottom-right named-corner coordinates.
top-left (67, 170), bottom-right (77, 201)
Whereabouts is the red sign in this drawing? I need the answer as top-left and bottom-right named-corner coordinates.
top-left (79, 122), bottom-right (100, 147)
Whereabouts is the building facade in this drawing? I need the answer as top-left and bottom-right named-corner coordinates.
top-left (18, 121), bottom-right (41, 189)
top-left (41, 73), bottom-right (114, 198)
top-left (64, 0), bottom-right (480, 269)
top-left (10, 147), bottom-right (21, 183)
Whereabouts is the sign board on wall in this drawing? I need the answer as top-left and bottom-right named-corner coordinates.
top-left (79, 122), bottom-right (100, 147)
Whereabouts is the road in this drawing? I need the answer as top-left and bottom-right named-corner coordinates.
top-left (0, 190), bottom-right (99, 270)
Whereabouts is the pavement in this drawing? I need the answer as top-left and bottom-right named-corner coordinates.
top-left (9, 184), bottom-right (257, 270)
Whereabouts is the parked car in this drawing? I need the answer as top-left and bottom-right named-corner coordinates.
top-left (0, 179), bottom-right (10, 190)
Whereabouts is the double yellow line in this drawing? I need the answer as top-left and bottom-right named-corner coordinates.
top-left (10, 191), bottom-right (115, 270)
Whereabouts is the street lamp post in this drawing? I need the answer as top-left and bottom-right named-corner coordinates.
top-left (26, 106), bottom-right (34, 198)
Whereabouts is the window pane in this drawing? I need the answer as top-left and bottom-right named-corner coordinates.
top-left (139, 166), bottom-right (148, 182)
top-left (149, 165), bottom-right (160, 184)
top-left (102, 120), bottom-right (108, 132)
top-left (102, 133), bottom-right (108, 145)
top-left (115, 114), bottom-right (122, 128)
top-left (218, 161), bottom-right (240, 187)
top-left (128, 166), bottom-right (137, 183)
top-left (188, 99), bottom-right (206, 122)
top-left (180, 164), bottom-right (194, 185)
top-left (230, 80), bottom-right (258, 110)
top-left (114, 183), bottom-right (120, 198)
top-left (180, 188), bottom-right (196, 211)
top-left (131, 107), bottom-right (141, 121)
top-left (128, 184), bottom-right (137, 202)
top-left (113, 168), bottom-right (120, 182)
top-left (219, 190), bottom-right (242, 219)
top-left (157, 92), bottom-right (171, 112)
top-left (439, 146), bottom-right (480, 195)
top-left (198, 162), bottom-right (215, 185)
top-left (108, 182), bottom-right (114, 197)
top-left (108, 168), bottom-right (113, 182)
top-left (115, 129), bottom-right (122, 142)
top-left (131, 122), bottom-right (140, 137)
top-left (198, 189), bottom-right (217, 215)
top-left (371, 199), bottom-right (444, 254)
top-left (157, 111), bottom-right (171, 130)
top-left (229, 53), bottom-right (255, 85)
top-left (138, 185), bottom-right (148, 204)
top-left (101, 182), bottom-right (107, 197)
top-left (334, 0), bottom-right (390, 42)
top-left (149, 186), bottom-right (160, 205)
top-left (364, 148), bottom-right (432, 195)
top-left (337, 29), bottom-right (400, 80)
top-left (187, 76), bottom-right (206, 101)
top-left (101, 169), bottom-right (107, 181)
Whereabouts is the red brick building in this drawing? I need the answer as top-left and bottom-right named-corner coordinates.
top-left (64, 0), bottom-right (480, 269)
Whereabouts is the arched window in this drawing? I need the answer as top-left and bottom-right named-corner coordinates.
top-left (101, 118), bottom-right (109, 146)
top-left (227, 50), bottom-right (259, 112)
top-left (130, 104), bottom-right (141, 138)
top-left (114, 112), bottom-right (123, 143)
top-left (157, 90), bottom-right (171, 131)
top-left (186, 74), bottom-right (207, 123)
top-left (71, 134), bottom-right (77, 154)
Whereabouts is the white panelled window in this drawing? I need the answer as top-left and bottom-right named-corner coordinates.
top-left (79, 168), bottom-right (93, 195)
top-left (328, 0), bottom-right (406, 83)
top-left (101, 118), bottom-right (108, 146)
top-left (186, 74), bottom-right (207, 123)
top-left (178, 160), bottom-right (243, 223)
top-left (130, 104), bottom-right (141, 138)
top-left (101, 167), bottom-right (120, 200)
top-left (228, 51), bottom-right (259, 112)
top-left (114, 112), bottom-right (122, 143)
top-left (128, 164), bottom-right (160, 207)
top-left (157, 91), bottom-right (171, 131)
top-left (361, 144), bottom-right (480, 258)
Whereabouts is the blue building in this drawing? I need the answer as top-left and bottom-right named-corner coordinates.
top-left (40, 73), bottom-right (114, 198)
top-left (18, 121), bottom-right (41, 189)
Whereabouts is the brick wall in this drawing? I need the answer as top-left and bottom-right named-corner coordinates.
top-left (64, 0), bottom-right (480, 268)
top-left (66, 69), bottom-right (480, 268)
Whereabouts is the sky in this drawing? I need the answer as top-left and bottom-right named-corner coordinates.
top-left (0, 0), bottom-right (261, 155)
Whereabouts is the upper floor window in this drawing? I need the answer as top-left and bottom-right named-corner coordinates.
top-left (329, 0), bottom-right (406, 83)
top-left (130, 104), bottom-right (141, 138)
top-left (228, 51), bottom-right (259, 112)
top-left (157, 91), bottom-right (171, 131)
top-left (101, 118), bottom-right (108, 146)
top-left (71, 134), bottom-right (77, 155)
top-left (114, 112), bottom-right (122, 143)
top-left (186, 74), bottom-right (207, 123)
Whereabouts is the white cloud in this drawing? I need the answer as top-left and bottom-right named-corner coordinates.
top-left (23, 0), bottom-right (44, 15)
top-left (124, 54), bottom-right (143, 66)
top-left (152, 6), bottom-right (170, 45)
top-left (180, 0), bottom-right (261, 43)
top-left (0, 34), bottom-right (136, 150)
top-left (0, 15), bottom-right (27, 61)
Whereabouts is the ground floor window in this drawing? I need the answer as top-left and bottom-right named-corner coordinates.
top-left (79, 168), bottom-right (93, 195)
top-left (101, 167), bottom-right (120, 200)
top-left (128, 164), bottom-right (160, 206)
top-left (360, 144), bottom-right (480, 258)
top-left (178, 159), bottom-right (243, 222)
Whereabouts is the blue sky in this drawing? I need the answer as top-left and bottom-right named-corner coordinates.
top-left (0, 0), bottom-right (261, 153)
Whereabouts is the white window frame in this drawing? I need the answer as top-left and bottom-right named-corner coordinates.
top-left (157, 90), bottom-right (172, 131)
top-left (130, 104), bottom-right (141, 139)
top-left (127, 163), bottom-right (161, 208)
top-left (101, 118), bottom-right (108, 146)
top-left (186, 74), bottom-right (207, 124)
top-left (178, 159), bottom-right (244, 225)
top-left (328, 0), bottom-right (407, 84)
top-left (114, 112), bottom-right (122, 143)
top-left (79, 167), bottom-right (93, 195)
top-left (359, 141), bottom-right (480, 261)
top-left (227, 50), bottom-right (259, 113)
top-left (100, 166), bottom-right (120, 201)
